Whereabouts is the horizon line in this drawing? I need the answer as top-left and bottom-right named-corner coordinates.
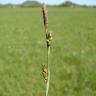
top-left (0, 0), bottom-right (96, 6)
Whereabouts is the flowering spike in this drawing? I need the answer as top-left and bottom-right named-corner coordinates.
top-left (42, 4), bottom-right (48, 29)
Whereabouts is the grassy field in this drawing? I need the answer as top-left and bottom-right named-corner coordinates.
top-left (0, 7), bottom-right (96, 96)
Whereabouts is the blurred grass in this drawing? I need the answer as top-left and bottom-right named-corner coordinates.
top-left (0, 7), bottom-right (96, 96)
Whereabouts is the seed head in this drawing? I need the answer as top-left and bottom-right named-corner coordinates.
top-left (46, 32), bottom-right (53, 47)
top-left (42, 64), bottom-right (48, 83)
top-left (42, 4), bottom-right (48, 28)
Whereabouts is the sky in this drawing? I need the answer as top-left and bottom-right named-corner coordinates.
top-left (0, 0), bottom-right (96, 5)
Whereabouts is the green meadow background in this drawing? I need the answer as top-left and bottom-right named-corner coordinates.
top-left (0, 7), bottom-right (96, 96)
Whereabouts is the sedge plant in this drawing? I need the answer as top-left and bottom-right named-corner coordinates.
top-left (42, 4), bottom-right (53, 96)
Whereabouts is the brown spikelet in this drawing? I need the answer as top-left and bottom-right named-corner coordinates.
top-left (46, 32), bottom-right (53, 47)
top-left (42, 64), bottom-right (48, 83)
top-left (42, 4), bottom-right (48, 29)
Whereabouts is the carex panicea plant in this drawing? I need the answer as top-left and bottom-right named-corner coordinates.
top-left (42, 4), bottom-right (53, 96)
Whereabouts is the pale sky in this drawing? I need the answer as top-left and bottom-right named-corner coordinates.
top-left (0, 0), bottom-right (96, 5)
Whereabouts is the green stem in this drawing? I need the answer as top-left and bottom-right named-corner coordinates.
top-left (46, 46), bottom-right (50, 96)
